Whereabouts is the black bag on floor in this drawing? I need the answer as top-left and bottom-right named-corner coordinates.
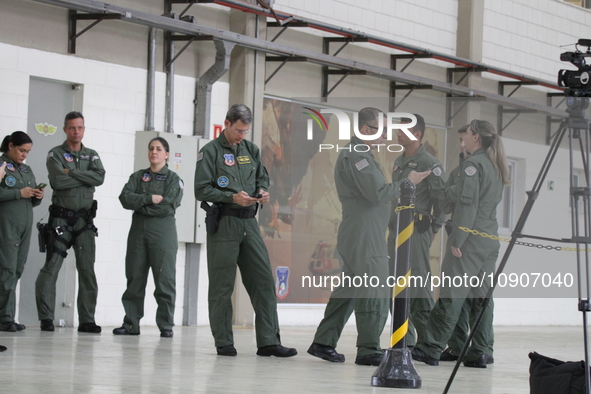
top-left (529, 352), bottom-right (586, 394)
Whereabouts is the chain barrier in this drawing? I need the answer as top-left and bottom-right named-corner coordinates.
top-left (393, 205), bottom-right (591, 252)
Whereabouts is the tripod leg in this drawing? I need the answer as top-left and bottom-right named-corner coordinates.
top-left (573, 125), bottom-right (591, 394)
top-left (442, 120), bottom-right (569, 394)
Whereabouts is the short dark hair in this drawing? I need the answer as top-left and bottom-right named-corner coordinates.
top-left (412, 113), bottom-right (426, 140)
top-left (402, 113), bottom-right (425, 140)
top-left (457, 124), bottom-right (469, 134)
top-left (226, 104), bottom-right (252, 125)
top-left (64, 111), bottom-right (84, 127)
top-left (0, 131), bottom-right (33, 153)
top-left (358, 107), bottom-right (382, 129)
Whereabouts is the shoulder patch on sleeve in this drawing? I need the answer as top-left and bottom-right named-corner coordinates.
top-left (355, 158), bottom-right (369, 171)
top-left (47, 151), bottom-right (53, 158)
top-left (432, 166), bottom-right (442, 177)
top-left (465, 166), bottom-right (477, 176)
top-left (91, 155), bottom-right (100, 161)
top-left (197, 152), bottom-right (203, 162)
top-left (179, 179), bottom-right (184, 189)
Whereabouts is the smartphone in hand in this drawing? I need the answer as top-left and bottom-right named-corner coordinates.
top-left (36, 183), bottom-right (48, 189)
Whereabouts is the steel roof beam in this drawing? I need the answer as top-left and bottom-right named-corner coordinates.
top-left (28, 0), bottom-right (568, 118)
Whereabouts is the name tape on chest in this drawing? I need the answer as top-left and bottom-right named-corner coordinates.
top-left (355, 158), bottom-right (369, 171)
top-left (237, 155), bottom-right (251, 165)
top-left (465, 166), bottom-right (477, 176)
top-left (155, 174), bottom-right (167, 181)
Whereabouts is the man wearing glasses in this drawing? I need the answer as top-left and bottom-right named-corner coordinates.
top-left (194, 104), bottom-right (297, 358)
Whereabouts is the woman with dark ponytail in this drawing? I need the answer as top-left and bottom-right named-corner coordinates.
top-left (413, 120), bottom-right (509, 368)
top-left (0, 131), bottom-right (44, 333)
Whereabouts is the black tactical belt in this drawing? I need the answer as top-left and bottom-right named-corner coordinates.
top-left (222, 207), bottom-right (257, 219)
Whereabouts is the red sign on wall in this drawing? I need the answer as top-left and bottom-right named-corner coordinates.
top-left (213, 124), bottom-right (222, 139)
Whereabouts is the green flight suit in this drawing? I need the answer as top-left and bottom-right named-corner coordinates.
top-left (35, 141), bottom-right (105, 324)
top-left (313, 137), bottom-right (399, 357)
top-left (388, 145), bottom-right (446, 346)
top-left (440, 157), bottom-right (470, 355)
top-left (119, 166), bottom-right (183, 333)
top-left (194, 131), bottom-right (281, 348)
top-left (417, 148), bottom-right (502, 361)
top-left (0, 154), bottom-right (41, 324)
top-left (442, 154), bottom-right (494, 357)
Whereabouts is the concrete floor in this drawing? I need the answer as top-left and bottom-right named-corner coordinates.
top-left (0, 325), bottom-right (586, 393)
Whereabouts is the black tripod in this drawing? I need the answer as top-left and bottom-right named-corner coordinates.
top-left (443, 96), bottom-right (591, 394)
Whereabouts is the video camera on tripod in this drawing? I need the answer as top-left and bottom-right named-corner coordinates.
top-left (558, 38), bottom-right (591, 97)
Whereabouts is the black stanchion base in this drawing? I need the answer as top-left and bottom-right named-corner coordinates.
top-left (371, 348), bottom-right (421, 389)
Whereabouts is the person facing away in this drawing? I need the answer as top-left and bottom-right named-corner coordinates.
top-left (307, 107), bottom-right (430, 366)
top-left (35, 111), bottom-right (105, 333)
top-left (194, 103), bottom-right (297, 358)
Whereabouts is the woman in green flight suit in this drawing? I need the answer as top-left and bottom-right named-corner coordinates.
top-left (413, 120), bottom-right (510, 368)
top-left (0, 132), bottom-right (44, 333)
top-left (113, 137), bottom-right (183, 338)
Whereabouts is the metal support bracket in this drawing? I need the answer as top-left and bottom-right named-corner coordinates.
top-left (390, 54), bottom-right (434, 111)
top-left (390, 84), bottom-right (433, 111)
top-left (321, 37), bottom-right (369, 98)
top-left (444, 66), bottom-right (488, 126)
top-left (267, 21), bottom-right (309, 42)
top-left (68, 9), bottom-right (121, 54)
top-left (497, 81), bottom-right (539, 134)
top-left (264, 56), bottom-right (307, 84)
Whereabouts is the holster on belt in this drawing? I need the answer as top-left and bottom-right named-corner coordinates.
top-left (37, 222), bottom-right (51, 253)
top-left (200, 201), bottom-right (222, 234)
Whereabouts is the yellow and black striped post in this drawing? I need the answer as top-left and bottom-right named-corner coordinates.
top-left (372, 179), bottom-right (421, 389)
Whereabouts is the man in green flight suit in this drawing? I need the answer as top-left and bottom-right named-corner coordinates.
top-left (308, 108), bottom-right (430, 366)
top-left (388, 113), bottom-right (446, 348)
top-left (35, 111), bottom-right (105, 333)
top-left (194, 104), bottom-right (296, 358)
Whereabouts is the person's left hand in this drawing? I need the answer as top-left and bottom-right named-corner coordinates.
top-left (451, 246), bottom-right (462, 258)
top-left (34, 188), bottom-right (44, 199)
top-left (258, 189), bottom-right (270, 205)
